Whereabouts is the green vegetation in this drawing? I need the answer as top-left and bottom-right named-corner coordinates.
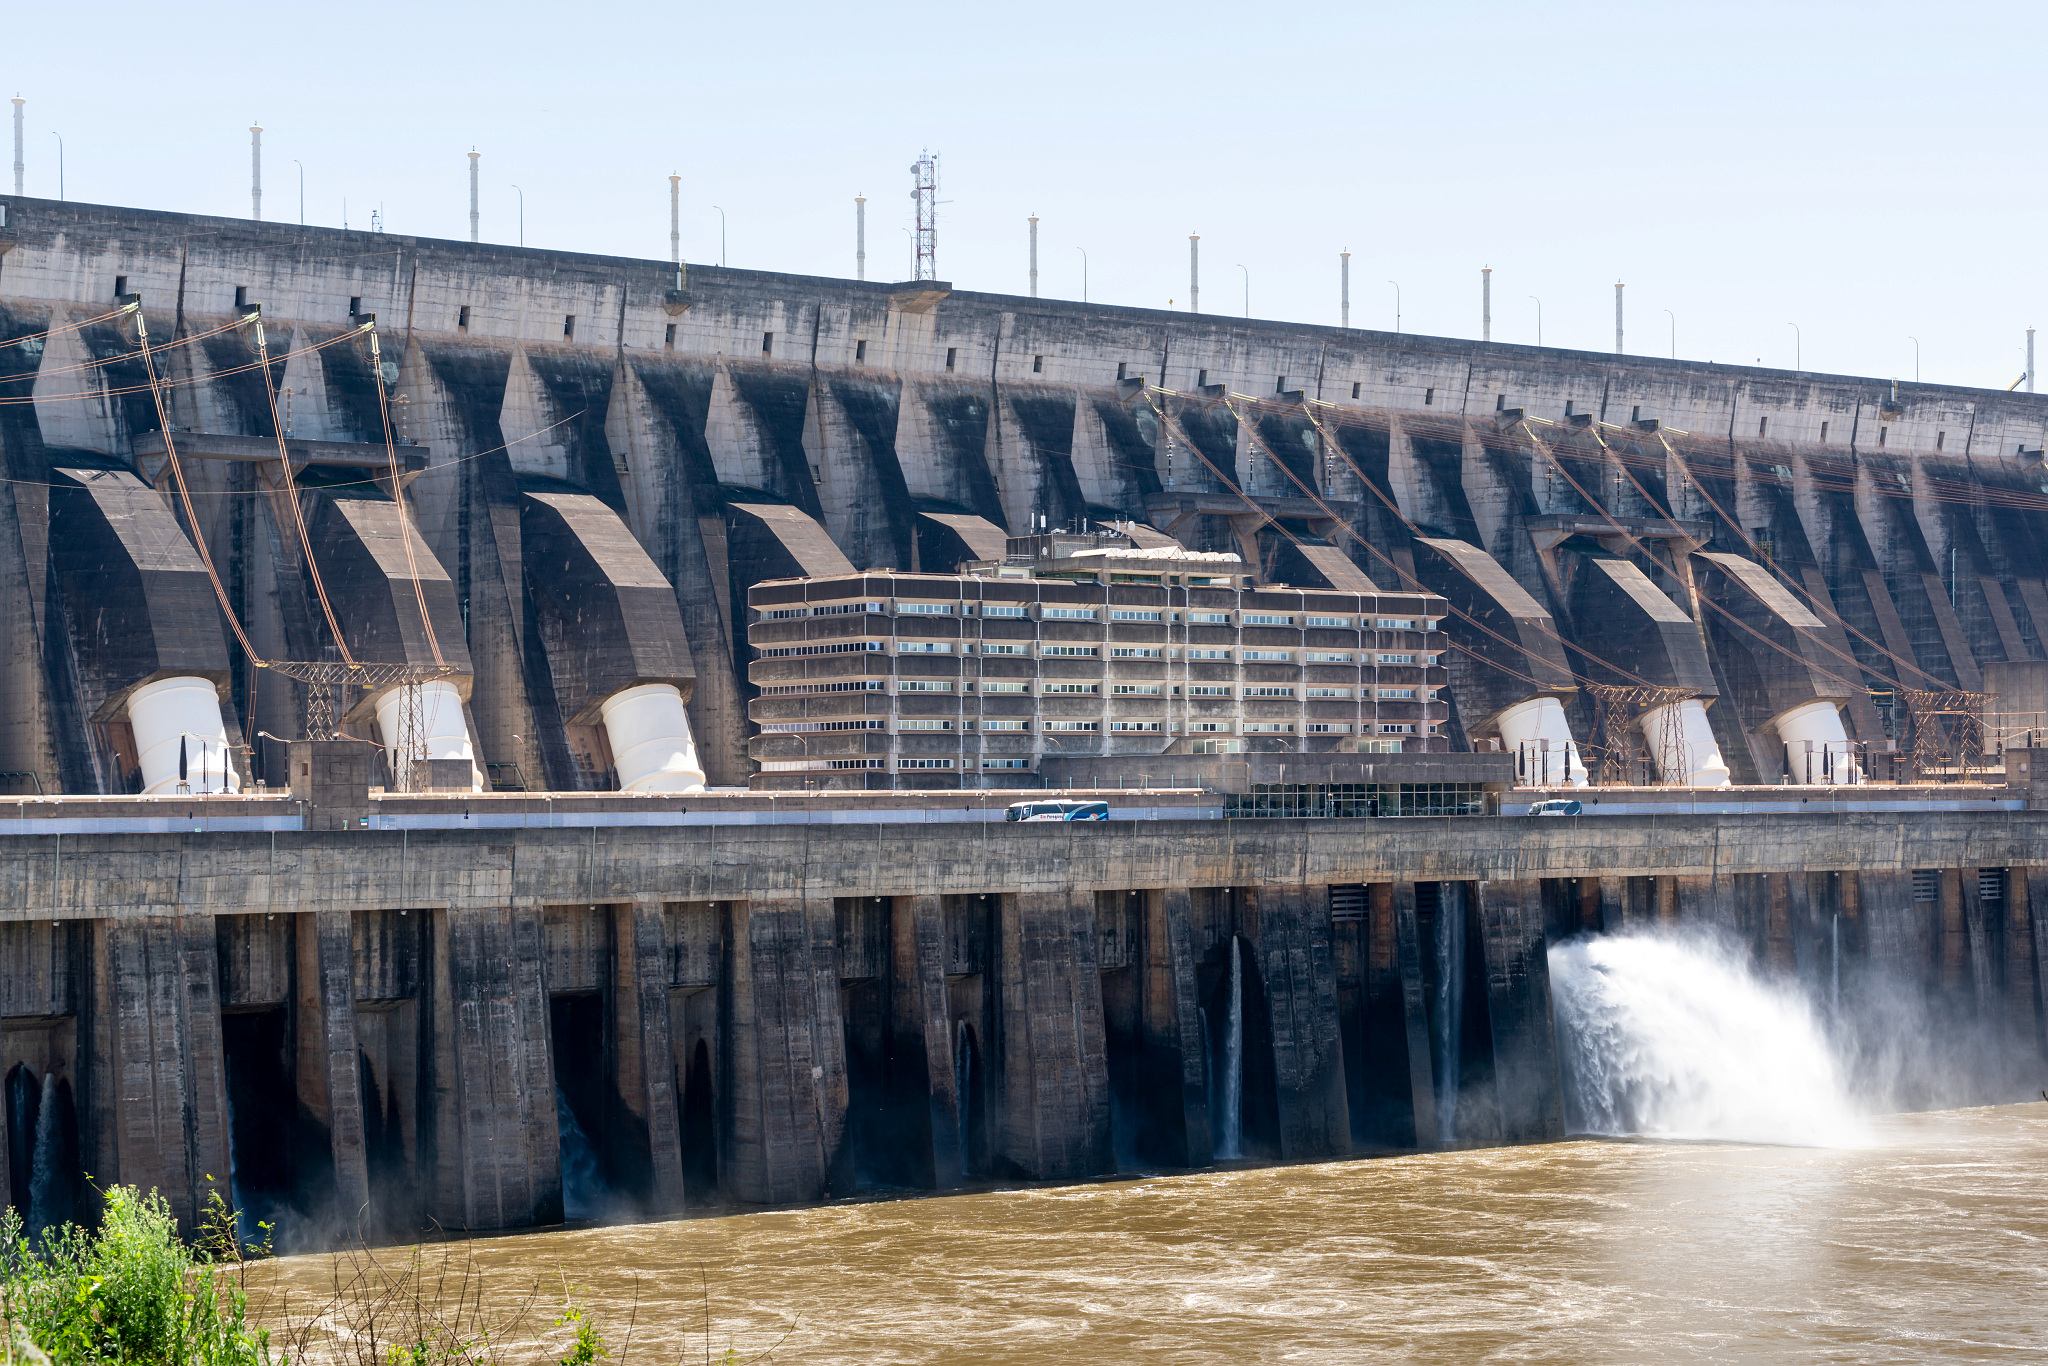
top-left (0, 1184), bottom-right (275, 1366)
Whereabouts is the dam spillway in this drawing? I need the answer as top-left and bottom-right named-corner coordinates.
top-left (0, 193), bottom-right (2042, 1244)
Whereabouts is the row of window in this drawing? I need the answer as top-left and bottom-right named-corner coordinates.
top-left (764, 641), bottom-right (1439, 662)
top-left (767, 602), bottom-right (1432, 628)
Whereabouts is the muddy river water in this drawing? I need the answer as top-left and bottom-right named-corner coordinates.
top-left (249, 1102), bottom-right (2048, 1364)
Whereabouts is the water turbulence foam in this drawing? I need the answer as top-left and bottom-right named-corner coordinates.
top-left (1549, 932), bottom-right (1868, 1146)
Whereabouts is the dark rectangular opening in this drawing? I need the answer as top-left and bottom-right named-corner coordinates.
top-left (221, 1005), bottom-right (333, 1247)
top-left (1565, 400), bottom-right (1575, 417)
top-left (550, 991), bottom-right (628, 1220)
top-left (1631, 405), bottom-right (1640, 421)
top-left (945, 346), bottom-right (957, 370)
top-left (348, 295), bottom-right (360, 317)
top-left (1351, 381), bottom-right (1361, 399)
top-left (1117, 362), bottom-right (1127, 380)
top-left (1276, 376), bottom-right (1286, 392)
top-left (856, 339), bottom-right (868, 362)
top-left (1425, 387), bottom-right (1435, 405)
top-left (1879, 426), bottom-right (1887, 446)
top-left (458, 304), bottom-right (471, 331)
top-left (1821, 420), bottom-right (1829, 441)
top-left (563, 314), bottom-right (576, 339)
top-left (234, 285), bottom-right (248, 308)
top-left (1936, 430), bottom-right (1945, 450)
top-left (663, 323), bottom-right (676, 350)
top-left (112, 275), bottom-right (127, 298)
top-left (762, 331), bottom-right (774, 354)
top-left (1759, 416), bottom-right (1769, 437)
top-left (1495, 394), bottom-right (1505, 411)
top-left (1034, 354), bottom-right (1044, 373)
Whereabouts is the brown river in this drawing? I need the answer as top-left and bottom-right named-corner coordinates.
top-left (248, 1102), bottom-right (2048, 1365)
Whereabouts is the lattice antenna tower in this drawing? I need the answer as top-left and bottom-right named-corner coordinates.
top-left (910, 150), bottom-right (938, 281)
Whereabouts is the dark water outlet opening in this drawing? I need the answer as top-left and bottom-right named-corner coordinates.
top-left (1099, 965), bottom-right (1141, 1169)
top-left (549, 992), bottom-right (612, 1217)
top-left (953, 1020), bottom-right (988, 1178)
top-left (1202, 935), bottom-right (1281, 1160)
top-left (679, 1038), bottom-right (717, 1204)
top-left (5, 1063), bottom-right (35, 1214)
top-left (223, 1008), bottom-right (322, 1241)
top-left (1456, 892), bottom-right (1502, 1143)
top-left (840, 978), bottom-right (893, 1187)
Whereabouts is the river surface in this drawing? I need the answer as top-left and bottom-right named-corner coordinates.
top-left (249, 1102), bottom-right (2048, 1364)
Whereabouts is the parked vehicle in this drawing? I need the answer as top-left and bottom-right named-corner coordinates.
top-left (1527, 798), bottom-right (1584, 817)
top-left (1005, 799), bottom-right (1112, 822)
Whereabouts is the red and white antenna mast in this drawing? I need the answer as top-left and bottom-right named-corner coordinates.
top-left (910, 149), bottom-right (938, 280)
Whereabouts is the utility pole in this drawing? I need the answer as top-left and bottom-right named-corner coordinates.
top-left (669, 173), bottom-right (681, 283)
top-left (1614, 280), bottom-right (1624, 354)
top-left (1482, 266), bottom-right (1492, 342)
top-left (1030, 215), bottom-right (1039, 298)
top-left (1189, 234), bottom-right (1200, 314)
top-left (856, 195), bottom-right (867, 281)
top-left (250, 123), bottom-right (262, 220)
top-left (1340, 251), bottom-right (1351, 328)
top-left (467, 149), bottom-right (479, 243)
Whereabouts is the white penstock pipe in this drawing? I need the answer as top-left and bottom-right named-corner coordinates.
top-left (128, 676), bottom-right (240, 794)
top-left (1639, 698), bottom-right (1733, 787)
top-left (374, 680), bottom-right (481, 791)
top-left (1775, 699), bottom-right (1861, 784)
top-left (1496, 695), bottom-right (1590, 787)
top-left (600, 683), bottom-right (706, 793)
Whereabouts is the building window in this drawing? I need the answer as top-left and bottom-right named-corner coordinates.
top-left (1376, 617), bottom-right (1416, 629)
top-left (1242, 613), bottom-right (1292, 625)
top-left (1041, 645), bottom-right (1099, 657)
top-left (897, 758), bottom-right (955, 770)
top-left (1244, 686), bottom-right (1295, 697)
top-left (564, 315), bottom-right (577, 339)
top-left (945, 346), bottom-right (957, 370)
top-left (1191, 738), bottom-right (1243, 754)
top-left (982, 758), bottom-right (1032, 770)
top-left (1033, 354), bottom-right (1044, 373)
top-left (1188, 685), bottom-right (1231, 696)
top-left (896, 680), bottom-right (953, 692)
top-left (113, 275), bottom-right (127, 297)
top-left (1759, 416), bottom-right (1769, 437)
top-left (1306, 687), bottom-right (1352, 698)
top-left (977, 604), bottom-right (1029, 618)
top-left (1936, 431), bottom-right (1945, 450)
top-left (1042, 682), bottom-right (1100, 694)
top-left (1186, 649), bottom-right (1231, 660)
top-left (1378, 652), bottom-right (1418, 665)
top-left (978, 681), bottom-right (1031, 693)
top-left (1425, 387), bottom-right (1435, 405)
top-left (897, 601), bottom-right (955, 615)
top-left (856, 339), bottom-right (868, 362)
top-left (1820, 421), bottom-right (1829, 441)
top-left (977, 719), bottom-right (1030, 731)
top-left (1352, 381), bottom-right (1362, 399)
top-left (664, 323), bottom-right (676, 350)
top-left (897, 719), bottom-right (953, 730)
top-left (1878, 426), bottom-right (1887, 446)
top-left (1304, 615), bottom-right (1351, 627)
top-left (1042, 607), bottom-right (1098, 620)
top-left (458, 305), bottom-right (472, 332)
top-left (762, 331), bottom-right (774, 354)
top-left (980, 643), bottom-right (1026, 655)
top-left (1242, 649), bottom-right (1292, 661)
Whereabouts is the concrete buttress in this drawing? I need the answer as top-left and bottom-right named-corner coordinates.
top-left (1244, 886), bottom-right (1352, 1160)
top-left (1472, 880), bottom-right (1566, 1143)
top-left (1391, 881), bottom-right (1440, 1147)
top-left (994, 892), bottom-right (1112, 1181)
top-left (1141, 887), bottom-right (1212, 1168)
top-left (613, 902), bottom-right (685, 1215)
top-left (722, 898), bottom-right (851, 1204)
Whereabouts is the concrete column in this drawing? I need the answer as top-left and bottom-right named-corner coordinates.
top-left (1940, 869), bottom-right (1967, 993)
top-left (1471, 880), bottom-right (1565, 1144)
top-left (1140, 887), bottom-right (1210, 1167)
top-left (613, 902), bottom-right (685, 1215)
top-left (721, 898), bottom-right (850, 1204)
top-left (90, 918), bottom-right (234, 1231)
top-left (424, 905), bottom-right (559, 1231)
top-left (1390, 881), bottom-right (1439, 1147)
top-left (296, 912), bottom-right (370, 1228)
top-left (993, 892), bottom-right (1112, 1182)
top-left (890, 894), bottom-right (960, 1189)
top-left (1242, 885), bottom-right (1350, 1160)
top-left (2028, 869), bottom-right (2048, 1054)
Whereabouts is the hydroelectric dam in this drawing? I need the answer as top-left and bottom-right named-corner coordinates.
top-left (0, 193), bottom-right (2042, 1246)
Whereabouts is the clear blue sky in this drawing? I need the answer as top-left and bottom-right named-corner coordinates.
top-left (9, 1), bottom-right (2040, 387)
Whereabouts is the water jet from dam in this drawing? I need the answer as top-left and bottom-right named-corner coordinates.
top-left (1549, 932), bottom-right (1866, 1147)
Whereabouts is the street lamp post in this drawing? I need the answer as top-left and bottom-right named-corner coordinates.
top-left (1909, 336), bottom-right (1920, 382)
top-left (293, 159), bottom-right (304, 224)
top-left (1787, 322), bottom-right (1801, 371)
top-left (1663, 308), bottom-right (1675, 359)
top-left (1528, 295), bottom-right (1542, 347)
top-left (1388, 281), bottom-right (1400, 333)
top-left (712, 205), bottom-right (726, 266)
top-left (1237, 264), bottom-right (1249, 318)
top-left (1075, 246), bottom-right (1088, 302)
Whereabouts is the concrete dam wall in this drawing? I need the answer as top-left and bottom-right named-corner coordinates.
top-left (0, 802), bottom-right (2042, 1243)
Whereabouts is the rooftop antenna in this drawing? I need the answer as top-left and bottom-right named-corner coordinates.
top-left (668, 173), bottom-right (681, 287)
top-left (910, 149), bottom-right (938, 281)
top-left (250, 122), bottom-right (262, 220)
top-left (12, 97), bottom-right (24, 196)
top-left (855, 194), bottom-right (866, 280)
top-left (467, 148), bottom-right (479, 243)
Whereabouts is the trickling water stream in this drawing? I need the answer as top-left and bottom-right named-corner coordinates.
top-left (1549, 932), bottom-right (1866, 1146)
top-left (1214, 939), bottom-right (1244, 1160)
top-left (1431, 889), bottom-right (1464, 1142)
top-left (555, 1086), bottom-right (605, 1219)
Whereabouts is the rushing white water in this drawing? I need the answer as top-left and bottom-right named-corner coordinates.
top-left (1549, 932), bottom-right (1868, 1147)
top-left (1215, 939), bottom-right (1244, 1160)
top-left (26, 1072), bottom-right (56, 1239)
top-left (1431, 889), bottom-right (1463, 1143)
top-left (555, 1086), bottom-right (605, 1219)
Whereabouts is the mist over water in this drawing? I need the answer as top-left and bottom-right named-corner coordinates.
top-left (1550, 932), bottom-right (1867, 1145)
